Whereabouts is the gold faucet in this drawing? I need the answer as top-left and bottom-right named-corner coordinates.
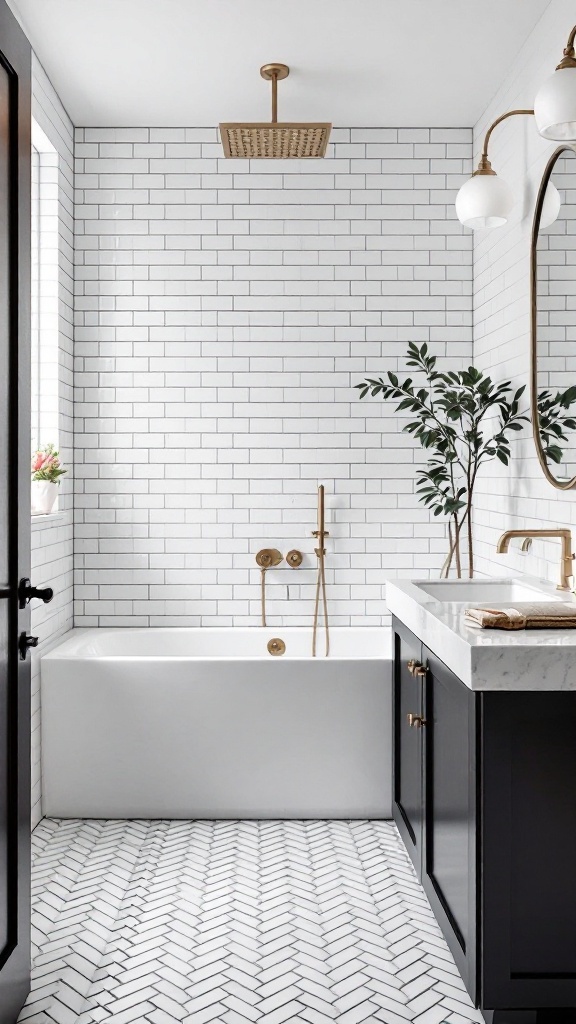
top-left (496, 529), bottom-right (575, 591)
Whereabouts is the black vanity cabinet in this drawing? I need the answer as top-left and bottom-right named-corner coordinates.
top-left (394, 619), bottom-right (477, 998)
top-left (393, 615), bottom-right (576, 1022)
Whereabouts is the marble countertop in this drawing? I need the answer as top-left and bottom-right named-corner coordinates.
top-left (386, 577), bottom-right (576, 691)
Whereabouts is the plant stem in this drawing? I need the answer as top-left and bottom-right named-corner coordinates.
top-left (454, 514), bottom-right (462, 578)
top-left (467, 498), bottom-right (473, 578)
top-left (441, 523), bottom-right (454, 579)
top-left (441, 514), bottom-right (463, 579)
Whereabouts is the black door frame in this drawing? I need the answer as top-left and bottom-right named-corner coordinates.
top-left (0, 0), bottom-right (31, 1019)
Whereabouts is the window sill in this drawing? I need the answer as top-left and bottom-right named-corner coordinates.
top-left (31, 512), bottom-right (65, 530)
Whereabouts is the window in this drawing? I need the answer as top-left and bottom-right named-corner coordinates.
top-left (31, 121), bottom-right (59, 512)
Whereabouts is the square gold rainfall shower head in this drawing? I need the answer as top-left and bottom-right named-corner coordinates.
top-left (219, 122), bottom-right (332, 159)
top-left (220, 63), bottom-right (331, 159)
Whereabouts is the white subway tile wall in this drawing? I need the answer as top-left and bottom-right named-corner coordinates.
top-left (73, 127), bottom-right (472, 627)
top-left (30, 56), bottom-right (74, 828)
top-left (473, 0), bottom-right (576, 583)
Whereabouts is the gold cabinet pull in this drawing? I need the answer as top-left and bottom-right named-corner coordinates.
top-left (407, 659), bottom-right (427, 677)
top-left (407, 713), bottom-right (426, 729)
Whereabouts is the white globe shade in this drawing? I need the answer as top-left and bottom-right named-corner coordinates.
top-left (540, 181), bottom-right (562, 228)
top-left (535, 68), bottom-right (576, 140)
top-left (455, 173), bottom-right (514, 229)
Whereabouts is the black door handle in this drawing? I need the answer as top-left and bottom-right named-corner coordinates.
top-left (19, 633), bottom-right (38, 661)
top-left (18, 578), bottom-right (54, 609)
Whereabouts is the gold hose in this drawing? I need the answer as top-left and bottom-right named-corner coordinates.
top-left (312, 546), bottom-right (330, 658)
top-left (260, 568), bottom-right (267, 627)
top-left (255, 548), bottom-right (283, 627)
top-left (312, 485), bottom-right (330, 657)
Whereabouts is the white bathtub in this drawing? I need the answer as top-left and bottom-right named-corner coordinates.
top-left (41, 627), bottom-right (391, 819)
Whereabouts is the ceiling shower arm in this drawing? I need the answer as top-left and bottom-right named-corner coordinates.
top-left (260, 63), bottom-right (289, 125)
top-left (271, 71), bottom-right (278, 123)
top-left (475, 109), bottom-right (534, 175)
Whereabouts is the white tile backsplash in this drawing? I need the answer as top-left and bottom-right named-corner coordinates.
top-left (73, 127), bottom-right (472, 627)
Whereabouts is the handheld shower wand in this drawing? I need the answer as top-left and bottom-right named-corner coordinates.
top-left (255, 548), bottom-right (283, 626)
top-left (312, 484), bottom-right (330, 657)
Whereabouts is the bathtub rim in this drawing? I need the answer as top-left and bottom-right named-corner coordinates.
top-left (41, 625), bottom-right (392, 662)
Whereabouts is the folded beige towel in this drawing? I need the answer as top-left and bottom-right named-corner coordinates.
top-left (464, 601), bottom-right (576, 630)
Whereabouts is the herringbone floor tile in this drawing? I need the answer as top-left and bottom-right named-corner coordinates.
top-left (18, 820), bottom-right (484, 1024)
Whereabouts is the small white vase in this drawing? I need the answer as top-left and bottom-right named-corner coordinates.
top-left (31, 480), bottom-right (58, 515)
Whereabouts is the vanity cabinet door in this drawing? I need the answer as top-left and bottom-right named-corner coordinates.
top-left (481, 690), bottom-right (576, 1010)
top-left (422, 647), bottom-right (477, 1003)
top-left (392, 618), bottom-right (424, 878)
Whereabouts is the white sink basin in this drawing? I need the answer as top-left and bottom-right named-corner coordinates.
top-left (386, 575), bottom-right (576, 691)
top-left (414, 579), bottom-right (563, 604)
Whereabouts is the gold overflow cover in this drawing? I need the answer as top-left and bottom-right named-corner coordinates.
top-left (267, 638), bottom-right (286, 656)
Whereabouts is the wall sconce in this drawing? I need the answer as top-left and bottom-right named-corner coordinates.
top-left (455, 110), bottom-right (529, 229)
top-left (456, 23), bottom-right (576, 230)
top-left (535, 25), bottom-right (576, 140)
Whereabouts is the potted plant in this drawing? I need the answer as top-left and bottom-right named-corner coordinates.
top-left (356, 343), bottom-right (528, 578)
top-left (31, 444), bottom-right (67, 515)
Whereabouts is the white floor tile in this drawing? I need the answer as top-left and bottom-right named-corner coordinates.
top-left (18, 819), bottom-right (483, 1023)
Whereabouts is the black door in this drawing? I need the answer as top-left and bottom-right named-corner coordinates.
top-left (0, 2), bottom-right (31, 1021)
top-left (392, 618), bottom-right (424, 877)
top-left (422, 648), bottom-right (477, 1003)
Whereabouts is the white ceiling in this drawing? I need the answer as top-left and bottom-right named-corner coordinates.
top-left (9, 0), bottom-right (551, 128)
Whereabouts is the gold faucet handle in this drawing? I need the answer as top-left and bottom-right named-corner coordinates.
top-left (255, 548), bottom-right (283, 569)
top-left (286, 550), bottom-right (303, 568)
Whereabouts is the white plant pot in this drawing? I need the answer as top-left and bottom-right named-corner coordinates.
top-left (31, 480), bottom-right (58, 515)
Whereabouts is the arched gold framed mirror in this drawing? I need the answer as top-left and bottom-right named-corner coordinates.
top-left (531, 145), bottom-right (576, 489)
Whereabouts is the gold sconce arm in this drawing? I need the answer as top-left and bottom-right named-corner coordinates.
top-left (556, 25), bottom-right (576, 70)
top-left (475, 109), bottom-right (534, 176)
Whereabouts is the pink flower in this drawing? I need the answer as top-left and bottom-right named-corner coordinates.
top-left (31, 451), bottom-right (48, 472)
top-left (31, 443), bottom-right (66, 483)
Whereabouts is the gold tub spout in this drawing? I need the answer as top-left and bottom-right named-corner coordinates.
top-left (496, 528), bottom-right (575, 591)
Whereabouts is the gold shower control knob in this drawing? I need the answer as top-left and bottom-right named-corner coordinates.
top-left (286, 549), bottom-right (303, 568)
top-left (256, 548), bottom-right (283, 569)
